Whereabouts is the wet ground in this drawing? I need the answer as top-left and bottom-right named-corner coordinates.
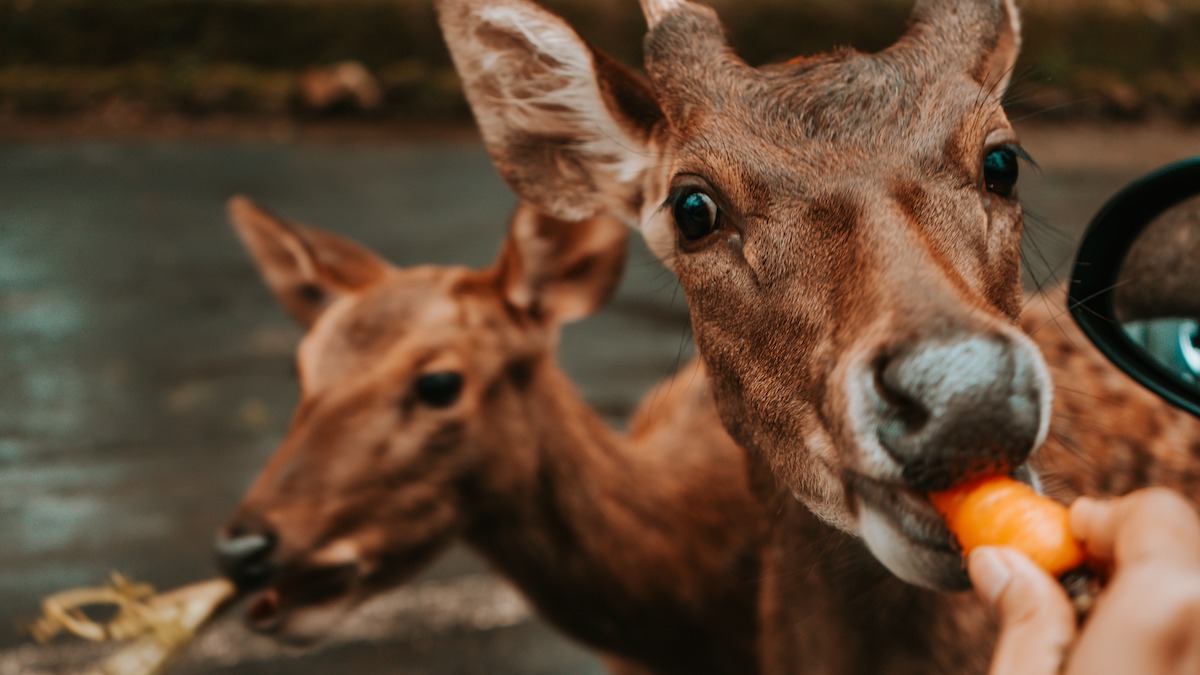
top-left (1, 122), bottom-right (1198, 673)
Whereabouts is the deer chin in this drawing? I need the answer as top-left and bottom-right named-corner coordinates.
top-left (245, 562), bottom-right (363, 644)
top-left (852, 476), bottom-right (967, 591)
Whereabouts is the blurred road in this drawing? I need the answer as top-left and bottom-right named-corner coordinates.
top-left (1, 123), bottom-right (1197, 673)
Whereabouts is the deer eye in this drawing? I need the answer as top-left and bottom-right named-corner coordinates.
top-left (672, 190), bottom-right (720, 241)
top-left (983, 147), bottom-right (1019, 198)
top-left (414, 372), bottom-right (463, 408)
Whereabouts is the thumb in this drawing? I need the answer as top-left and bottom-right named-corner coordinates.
top-left (969, 546), bottom-right (1076, 675)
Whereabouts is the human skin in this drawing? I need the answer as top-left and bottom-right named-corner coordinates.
top-left (969, 488), bottom-right (1200, 675)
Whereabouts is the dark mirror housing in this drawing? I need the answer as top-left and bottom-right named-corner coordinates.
top-left (1069, 157), bottom-right (1200, 419)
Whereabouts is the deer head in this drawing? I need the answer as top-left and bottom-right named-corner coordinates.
top-left (215, 197), bottom-right (626, 640)
top-left (438, 0), bottom-right (1050, 590)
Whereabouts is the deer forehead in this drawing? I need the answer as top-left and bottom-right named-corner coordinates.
top-left (297, 269), bottom-right (477, 391)
top-left (644, 1), bottom-right (1014, 120)
top-left (658, 51), bottom-right (1010, 183)
top-left (298, 271), bottom-right (536, 397)
top-left (671, 93), bottom-right (1003, 183)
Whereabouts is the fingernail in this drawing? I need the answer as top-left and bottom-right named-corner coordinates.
top-left (1069, 497), bottom-right (1098, 534)
top-left (1071, 497), bottom-right (1097, 517)
top-left (969, 546), bottom-right (1013, 605)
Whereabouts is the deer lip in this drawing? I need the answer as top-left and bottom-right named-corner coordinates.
top-left (849, 475), bottom-right (955, 553)
top-left (247, 588), bottom-right (282, 630)
top-left (246, 563), bottom-right (359, 633)
top-left (849, 464), bottom-right (1039, 554)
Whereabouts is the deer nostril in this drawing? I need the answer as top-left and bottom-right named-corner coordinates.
top-left (215, 524), bottom-right (278, 592)
top-left (867, 334), bottom-right (1043, 491)
top-left (873, 353), bottom-right (931, 438)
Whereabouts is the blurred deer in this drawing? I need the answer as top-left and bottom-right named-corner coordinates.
top-left (436, 0), bottom-right (1200, 671)
top-left (214, 197), bottom-right (766, 675)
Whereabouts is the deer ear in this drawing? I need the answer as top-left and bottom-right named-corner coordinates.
top-left (973, 0), bottom-right (1021, 93)
top-left (903, 0), bottom-right (1021, 93)
top-left (497, 203), bottom-right (628, 325)
top-left (228, 196), bottom-right (388, 327)
top-left (437, 0), bottom-right (664, 226)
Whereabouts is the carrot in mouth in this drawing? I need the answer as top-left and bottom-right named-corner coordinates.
top-left (929, 474), bottom-right (1086, 577)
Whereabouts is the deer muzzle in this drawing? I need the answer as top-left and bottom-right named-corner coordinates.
top-left (215, 520), bottom-right (279, 593)
top-left (869, 331), bottom-right (1047, 492)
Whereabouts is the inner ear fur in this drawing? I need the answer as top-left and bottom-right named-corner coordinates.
top-left (497, 202), bottom-right (628, 325)
top-left (228, 196), bottom-right (388, 327)
top-left (436, 0), bottom-right (663, 226)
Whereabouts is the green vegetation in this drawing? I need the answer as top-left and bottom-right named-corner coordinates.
top-left (1, 0), bottom-right (1198, 121)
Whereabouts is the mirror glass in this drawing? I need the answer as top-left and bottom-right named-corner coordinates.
top-left (1114, 194), bottom-right (1200, 391)
top-left (1070, 157), bottom-right (1200, 419)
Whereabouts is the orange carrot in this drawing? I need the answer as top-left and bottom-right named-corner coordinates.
top-left (929, 475), bottom-right (1085, 576)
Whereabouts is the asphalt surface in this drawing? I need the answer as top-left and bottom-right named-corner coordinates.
top-left (1, 123), bottom-right (1197, 673)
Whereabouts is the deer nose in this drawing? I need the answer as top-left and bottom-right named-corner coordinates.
top-left (872, 333), bottom-right (1044, 492)
top-left (215, 521), bottom-right (278, 592)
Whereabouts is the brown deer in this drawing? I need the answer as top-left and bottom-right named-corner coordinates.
top-left (214, 197), bottom-right (768, 675)
top-left (436, 0), bottom-right (1200, 671)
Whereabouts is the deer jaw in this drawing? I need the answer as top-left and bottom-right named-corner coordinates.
top-left (439, 0), bottom-right (1049, 589)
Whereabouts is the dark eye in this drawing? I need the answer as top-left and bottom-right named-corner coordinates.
top-left (414, 372), bottom-right (463, 408)
top-left (672, 190), bottom-right (720, 241)
top-left (983, 147), bottom-right (1019, 198)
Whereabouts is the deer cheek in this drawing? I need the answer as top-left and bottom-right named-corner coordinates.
top-left (673, 246), bottom-right (759, 322)
top-left (983, 227), bottom-right (1024, 319)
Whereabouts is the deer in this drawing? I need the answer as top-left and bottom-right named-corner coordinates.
top-left (212, 196), bottom-right (769, 675)
top-left (435, 0), bottom-right (1200, 671)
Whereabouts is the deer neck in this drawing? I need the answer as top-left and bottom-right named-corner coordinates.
top-left (463, 352), bottom-right (703, 603)
top-left (750, 475), bottom-right (995, 675)
top-left (463, 354), bottom-right (761, 673)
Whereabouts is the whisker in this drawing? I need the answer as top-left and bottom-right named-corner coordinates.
top-left (1008, 97), bottom-right (1095, 124)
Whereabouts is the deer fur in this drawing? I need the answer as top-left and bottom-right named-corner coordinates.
top-left (217, 197), bottom-right (767, 675)
top-left (438, 0), bottom-right (1058, 591)
top-left (435, 0), bottom-right (1200, 672)
top-left (216, 195), bottom-right (1200, 672)
top-left (215, 200), bottom-right (1200, 675)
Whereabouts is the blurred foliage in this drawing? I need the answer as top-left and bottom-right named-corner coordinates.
top-left (0, 0), bottom-right (1198, 121)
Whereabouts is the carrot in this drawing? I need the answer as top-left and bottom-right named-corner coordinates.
top-left (929, 475), bottom-right (1086, 576)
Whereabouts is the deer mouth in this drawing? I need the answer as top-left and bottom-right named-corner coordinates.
top-left (850, 474), bottom-right (968, 590)
top-left (242, 538), bottom-right (451, 641)
top-left (246, 563), bottom-right (360, 639)
top-left (851, 475), bottom-right (955, 552)
top-left (849, 466), bottom-right (1038, 591)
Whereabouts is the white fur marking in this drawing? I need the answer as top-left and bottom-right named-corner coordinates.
top-left (471, 5), bottom-right (654, 223)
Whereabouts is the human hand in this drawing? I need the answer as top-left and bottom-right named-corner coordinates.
top-left (969, 487), bottom-right (1200, 675)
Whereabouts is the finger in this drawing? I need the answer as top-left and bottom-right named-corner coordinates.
top-left (1070, 489), bottom-right (1200, 567)
top-left (969, 546), bottom-right (1076, 675)
top-left (1066, 577), bottom-right (1200, 675)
